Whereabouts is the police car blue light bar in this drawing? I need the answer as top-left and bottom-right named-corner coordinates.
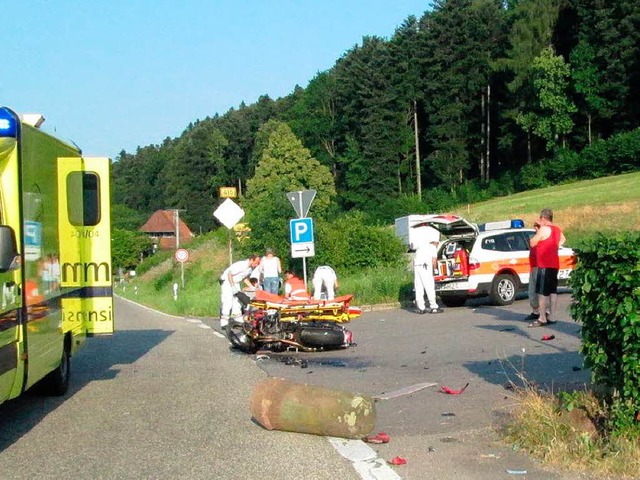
top-left (478, 219), bottom-right (525, 232)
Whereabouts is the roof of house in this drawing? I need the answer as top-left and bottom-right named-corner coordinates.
top-left (140, 210), bottom-right (194, 239)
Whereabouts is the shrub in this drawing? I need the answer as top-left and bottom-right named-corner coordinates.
top-left (569, 233), bottom-right (640, 434)
top-left (580, 128), bottom-right (640, 177)
top-left (153, 269), bottom-right (175, 291)
top-left (548, 148), bottom-right (583, 181)
top-left (312, 211), bottom-right (406, 273)
top-left (518, 162), bottom-right (552, 190)
top-left (111, 228), bottom-right (153, 270)
top-left (368, 194), bottom-right (431, 225)
top-left (135, 249), bottom-right (172, 276)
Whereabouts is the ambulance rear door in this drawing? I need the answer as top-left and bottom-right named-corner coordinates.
top-left (58, 157), bottom-right (113, 337)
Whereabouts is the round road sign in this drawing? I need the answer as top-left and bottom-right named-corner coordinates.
top-left (174, 248), bottom-right (189, 263)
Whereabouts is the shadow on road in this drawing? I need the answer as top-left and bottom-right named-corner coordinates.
top-left (0, 328), bottom-right (172, 451)
top-left (464, 348), bottom-right (590, 393)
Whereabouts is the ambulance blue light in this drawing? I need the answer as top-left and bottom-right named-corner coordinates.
top-left (0, 108), bottom-right (18, 138)
top-left (511, 219), bottom-right (524, 228)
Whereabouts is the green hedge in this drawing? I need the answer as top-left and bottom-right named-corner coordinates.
top-left (569, 233), bottom-right (640, 434)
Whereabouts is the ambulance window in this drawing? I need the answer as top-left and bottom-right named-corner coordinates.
top-left (67, 172), bottom-right (101, 226)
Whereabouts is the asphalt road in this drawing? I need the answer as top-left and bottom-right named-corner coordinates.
top-left (0, 297), bottom-right (359, 480)
top-left (0, 292), bottom-right (597, 480)
top-left (248, 292), bottom-right (595, 479)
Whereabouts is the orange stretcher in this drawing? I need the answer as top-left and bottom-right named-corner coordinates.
top-left (250, 290), bottom-right (362, 323)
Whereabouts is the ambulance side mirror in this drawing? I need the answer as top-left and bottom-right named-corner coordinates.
top-left (0, 226), bottom-right (19, 273)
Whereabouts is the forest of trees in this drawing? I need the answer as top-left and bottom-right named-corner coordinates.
top-left (112, 0), bottom-right (640, 234)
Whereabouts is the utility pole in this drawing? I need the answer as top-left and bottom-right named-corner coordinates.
top-left (414, 99), bottom-right (422, 200)
top-left (486, 84), bottom-right (491, 182)
top-left (171, 208), bottom-right (186, 287)
top-left (174, 209), bottom-right (180, 249)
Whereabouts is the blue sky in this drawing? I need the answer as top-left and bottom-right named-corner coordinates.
top-left (2, 1), bottom-right (430, 159)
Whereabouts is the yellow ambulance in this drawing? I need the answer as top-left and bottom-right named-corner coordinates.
top-left (0, 106), bottom-right (113, 404)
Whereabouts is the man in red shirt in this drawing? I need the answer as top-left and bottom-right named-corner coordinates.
top-left (528, 208), bottom-right (566, 327)
top-left (525, 222), bottom-right (541, 321)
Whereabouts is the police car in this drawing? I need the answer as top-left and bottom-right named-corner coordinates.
top-left (411, 215), bottom-right (576, 306)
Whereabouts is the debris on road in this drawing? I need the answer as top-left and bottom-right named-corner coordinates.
top-left (364, 432), bottom-right (390, 444)
top-left (541, 334), bottom-right (555, 341)
top-left (250, 377), bottom-right (376, 439)
top-left (440, 382), bottom-right (469, 394)
top-left (373, 382), bottom-right (437, 400)
top-left (388, 456), bottom-right (407, 465)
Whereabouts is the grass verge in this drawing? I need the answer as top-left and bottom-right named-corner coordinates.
top-left (504, 386), bottom-right (640, 479)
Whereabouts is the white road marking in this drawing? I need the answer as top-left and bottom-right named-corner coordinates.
top-left (328, 437), bottom-right (402, 480)
top-left (117, 295), bottom-right (184, 319)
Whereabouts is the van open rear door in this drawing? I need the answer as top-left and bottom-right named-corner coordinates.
top-left (58, 157), bottom-right (113, 336)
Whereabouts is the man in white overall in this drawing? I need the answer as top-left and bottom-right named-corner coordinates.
top-left (414, 229), bottom-right (443, 314)
top-left (312, 265), bottom-right (338, 300)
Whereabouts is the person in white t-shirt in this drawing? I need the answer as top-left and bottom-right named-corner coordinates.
top-left (219, 255), bottom-right (261, 329)
top-left (414, 239), bottom-right (442, 314)
top-left (259, 248), bottom-right (282, 294)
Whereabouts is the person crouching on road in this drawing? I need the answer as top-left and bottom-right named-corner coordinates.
top-left (284, 270), bottom-right (310, 301)
top-left (219, 254), bottom-right (261, 329)
top-left (414, 238), bottom-right (443, 314)
top-left (312, 265), bottom-right (338, 300)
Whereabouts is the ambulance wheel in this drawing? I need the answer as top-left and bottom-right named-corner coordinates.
top-left (45, 343), bottom-right (71, 396)
top-left (490, 274), bottom-right (517, 306)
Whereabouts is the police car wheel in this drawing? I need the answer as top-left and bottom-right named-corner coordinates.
top-left (490, 274), bottom-right (517, 306)
top-left (441, 296), bottom-right (467, 308)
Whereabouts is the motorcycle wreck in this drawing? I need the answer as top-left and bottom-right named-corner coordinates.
top-left (227, 290), bottom-right (362, 354)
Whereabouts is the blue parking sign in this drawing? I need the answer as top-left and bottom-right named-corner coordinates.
top-left (289, 218), bottom-right (314, 244)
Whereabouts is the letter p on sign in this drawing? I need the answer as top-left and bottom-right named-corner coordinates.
top-left (290, 218), bottom-right (314, 244)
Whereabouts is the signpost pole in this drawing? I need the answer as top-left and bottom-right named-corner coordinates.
top-left (298, 192), bottom-right (309, 285)
top-left (174, 249), bottom-right (189, 288)
top-left (176, 211), bottom-right (184, 288)
top-left (213, 193), bottom-right (244, 268)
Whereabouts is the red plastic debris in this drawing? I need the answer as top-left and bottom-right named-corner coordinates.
top-left (440, 383), bottom-right (469, 395)
top-left (541, 335), bottom-right (555, 341)
top-left (388, 456), bottom-right (407, 465)
top-left (364, 432), bottom-right (390, 444)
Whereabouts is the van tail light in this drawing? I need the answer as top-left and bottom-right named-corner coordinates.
top-left (468, 259), bottom-right (480, 270)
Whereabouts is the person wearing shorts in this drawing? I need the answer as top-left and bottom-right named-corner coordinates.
top-left (529, 208), bottom-right (565, 327)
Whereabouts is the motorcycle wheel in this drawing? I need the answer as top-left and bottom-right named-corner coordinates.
top-left (227, 323), bottom-right (258, 354)
top-left (299, 325), bottom-right (346, 349)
